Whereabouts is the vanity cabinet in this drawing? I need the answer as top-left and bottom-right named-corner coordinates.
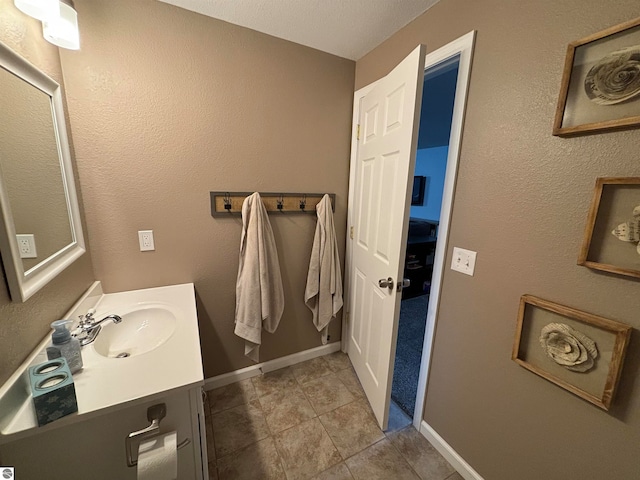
top-left (0, 283), bottom-right (207, 480)
top-left (0, 387), bottom-right (207, 479)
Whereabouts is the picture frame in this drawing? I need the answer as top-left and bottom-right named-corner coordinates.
top-left (553, 17), bottom-right (640, 136)
top-left (512, 295), bottom-right (631, 410)
top-left (411, 176), bottom-right (427, 206)
top-left (578, 177), bottom-right (640, 278)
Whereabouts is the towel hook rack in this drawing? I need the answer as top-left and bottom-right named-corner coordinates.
top-left (210, 192), bottom-right (335, 216)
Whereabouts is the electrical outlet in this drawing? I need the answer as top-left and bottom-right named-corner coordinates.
top-left (451, 247), bottom-right (476, 276)
top-left (138, 230), bottom-right (155, 251)
top-left (16, 234), bottom-right (37, 258)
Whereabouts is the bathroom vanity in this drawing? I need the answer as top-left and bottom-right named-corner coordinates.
top-left (0, 17), bottom-right (206, 480)
top-left (0, 283), bottom-right (207, 479)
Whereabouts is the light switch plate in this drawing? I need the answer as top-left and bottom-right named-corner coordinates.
top-left (451, 247), bottom-right (476, 276)
top-left (138, 230), bottom-right (155, 251)
top-left (16, 234), bottom-right (37, 258)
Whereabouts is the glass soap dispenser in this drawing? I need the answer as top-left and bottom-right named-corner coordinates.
top-left (47, 319), bottom-right (83, 374)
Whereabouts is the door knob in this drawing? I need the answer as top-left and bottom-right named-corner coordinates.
top-left (397, 278), bottom-right (411, 291)
top-left (378, 277), bottom-right (394, 290)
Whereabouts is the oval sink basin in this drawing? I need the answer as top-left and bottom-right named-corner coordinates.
top-left (93, 304), bottom-right (176, 358)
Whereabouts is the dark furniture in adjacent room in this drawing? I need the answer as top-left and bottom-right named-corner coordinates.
top-left (403, 218), bottom-right (438, 300)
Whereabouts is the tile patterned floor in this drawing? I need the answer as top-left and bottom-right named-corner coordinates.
top-left (204, 351), bottom-right (462, 480)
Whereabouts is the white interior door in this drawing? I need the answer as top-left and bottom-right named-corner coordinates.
top-left (347, 45), bottom-right (425, 430)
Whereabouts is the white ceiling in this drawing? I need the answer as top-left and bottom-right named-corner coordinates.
top-left (158, 0), bottom-right (440, 60)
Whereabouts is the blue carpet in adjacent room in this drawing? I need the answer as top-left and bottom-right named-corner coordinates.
top-left (391, 294), bottom-right (429, 417)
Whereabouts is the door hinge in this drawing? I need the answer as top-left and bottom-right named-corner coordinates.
top-left (356, 124), bottom-right (360, 141)
top-left (350, 226), bottom-right (354, 239)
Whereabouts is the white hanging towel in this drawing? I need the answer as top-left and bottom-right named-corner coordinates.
top-left (234, 192), bottom-right (284, 362)
top-left (305, 194), bottom-right (343, 344)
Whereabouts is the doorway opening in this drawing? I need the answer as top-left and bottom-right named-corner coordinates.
top-left (390, 55), bottom-right (460, 423)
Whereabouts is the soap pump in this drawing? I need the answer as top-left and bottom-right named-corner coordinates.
top-left (47, 320), bottom-right (83, 374)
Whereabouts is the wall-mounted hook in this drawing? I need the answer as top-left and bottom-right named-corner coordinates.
top-left (223, 192), bottom-right (232, 211)
top-left (277, 194), bottom-right (284, 211)
top-left (299, 194), bottom-right (307, 211)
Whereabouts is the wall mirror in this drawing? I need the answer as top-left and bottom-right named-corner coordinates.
top-left (0, 41), bottom-right (85, 302)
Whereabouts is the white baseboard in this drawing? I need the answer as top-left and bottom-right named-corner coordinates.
top-left (420, 421), bottom-right (484, 480)
top-left (203, 342), bottom-right (342, 391)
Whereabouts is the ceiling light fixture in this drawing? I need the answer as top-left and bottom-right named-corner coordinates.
top-left (13, 0), bottom-right (59, 21)
top-left (42, 0), bottom-right (80, 50)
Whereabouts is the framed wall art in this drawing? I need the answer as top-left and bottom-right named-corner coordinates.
top-left (512, 295), bottom-right (631, 410)
top-left (579, 177), bottom-right (640, 278)
top-left (553, 17), bottom-right (640, 136)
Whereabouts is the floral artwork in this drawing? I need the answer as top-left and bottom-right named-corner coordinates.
top-left (539, 323), bottom-right (598, 373)
top-left (579, 178), bottom-right (640, 279)
top-left (611, 205), bottom-right (640, 255)
top-left (585, 46), bottom-right (640, 105)
top-left (513, 295), bottom-right (632, 410)
top-left (553, 17), bottom-right (640, 136)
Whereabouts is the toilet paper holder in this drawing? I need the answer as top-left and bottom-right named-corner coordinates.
top-left (126, 403), bottom-right (191, 467)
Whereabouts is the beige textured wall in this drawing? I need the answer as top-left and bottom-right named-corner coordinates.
top-left (59, 0), bottom-right (354, 377)
top-left (356, 1), bottom-right (640, 479)
top-left (0, 0), bottom-right (94, 386)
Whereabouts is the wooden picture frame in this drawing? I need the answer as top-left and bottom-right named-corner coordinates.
top-left (578, 177), bottom-right (640, 278)
top-left (512, 295), bottom-right (631, 410)
top-left (553, 17), bottom-right (640, 136)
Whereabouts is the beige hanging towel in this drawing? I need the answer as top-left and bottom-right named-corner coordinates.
top-left (304, 194), bottom-right (343, 344)
top-left (234, 192), bottom-right (285, 362)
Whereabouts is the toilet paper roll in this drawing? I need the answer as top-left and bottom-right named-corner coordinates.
top-left (137, 431), bottom-right (178, 480)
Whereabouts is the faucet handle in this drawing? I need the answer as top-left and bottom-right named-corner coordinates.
top-left (78, 310), bottom-right (96, 327)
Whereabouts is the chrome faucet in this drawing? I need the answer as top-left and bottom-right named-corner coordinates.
top-left (74, 310), bottom-right (123, 347)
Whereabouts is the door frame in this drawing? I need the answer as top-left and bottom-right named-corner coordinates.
top-left (342, 30), bottom-right (476, 430)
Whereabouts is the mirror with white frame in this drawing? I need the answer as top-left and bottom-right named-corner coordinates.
top-left (0, 41), bottom-right (85, 302)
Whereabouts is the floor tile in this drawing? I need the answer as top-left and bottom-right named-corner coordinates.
top-left (345, 439), bottom-right (419, 480)
top-left (274, 417), bottom-right (342, 480)
top-left (323, 351), bottom-right (352, 372)
top-left (206, 352), bottom-right (456, 480)
top-left (291, 357), bottom-right (333, 384)
top-left (205, 417), bottom-right (216, 463)
top-left (301, 374), bottom-right (355, 415)
top-left (208, 378), bottom-right (258, 414)
top-left (319, 402), bottom-right (384, 458)
top-left (209, 460), bottom-right (218, 480)
top-left (216, 437), bottom-right (286, 480)
top-left (387, 426), bottom-right (455, 480)
top-left (252, 367), bottom-right (298, 397)
top-left (312, 462), bottom-right (354, 480)
top-left (335, 368), bottom-right (365, 398)
top-left (386, 400), bottom-right (412, 432)
top-left (204, 393), bottom-right (212, 418)
top-left (211, 400), bottom-right (270, 458)
top-left (259, 385), bottom-right (317, 433)
top-left (349, 397), bottom-right (376, 420)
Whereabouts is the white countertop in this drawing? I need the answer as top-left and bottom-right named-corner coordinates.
top-left (0, 282), bottom-right (204, 444)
